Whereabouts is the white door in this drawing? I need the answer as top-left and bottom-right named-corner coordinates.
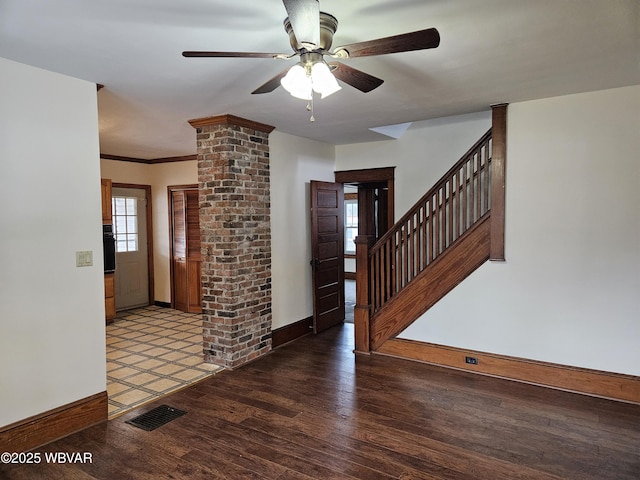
top-left (112, 187), bottom-right (149, 310)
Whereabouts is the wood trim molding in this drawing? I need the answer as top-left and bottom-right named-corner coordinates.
top-left (334, 166), bottom-right (396, 240)
top-left (272, 317), bottom-right (313, 348)
top-left (490, 103), bottom-right (507, 260)
top-left (101, 153), bottom-right (197, 164)
top-left (147, 155), bottom-right (198, 164)
top-left (188, 114), bottom-right (275, 133)
top-left (376, 339), bottom-right (640, 405)
top-left (334, 166), bottom-right (395, 184)
top-left (0, 391), bottom-right (108, 452)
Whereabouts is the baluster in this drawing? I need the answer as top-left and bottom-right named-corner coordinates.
top-left (375, 248), bottom-right (381, 311)
top-left (434, 189), bottom-right (442, 258)
top-left (380, 239), bottom-right (391, 305)
top-left (395, 229), bottom-right (401, 292)
top-left (475, 151), bottom-right (482, 221)
top-left (420, 202), bottom-right (428, 271)
top-left (432, 193), bottom-right (438, 261)
top-left (410, 217), bottom-right (415, 281)
top-left (401, 221), bottom-right (407, 286)
top-left (470, 155), bottom-right (476, 224)
top-left (447, 178), bottom-right (453, 247)
top-left (483, 142), bottom-right (490, 214)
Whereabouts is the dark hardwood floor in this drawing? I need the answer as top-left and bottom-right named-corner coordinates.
top-left (2, 323), bottom-right (639, 479)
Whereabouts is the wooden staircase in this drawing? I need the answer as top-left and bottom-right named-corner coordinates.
top-left (354, 105), bottom-right (507, 354)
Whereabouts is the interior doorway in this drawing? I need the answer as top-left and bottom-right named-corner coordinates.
top-left (335, 167), bottom-right (395, 327)
top-left (168, 185), bottom-right (202, 314)
top-left (112, 184), bottom-right (153, 311)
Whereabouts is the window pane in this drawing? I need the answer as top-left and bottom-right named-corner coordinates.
top-left (344, 199), bottom-right (358, 254)
top-left (112, 195), bottom-right (140, 252)
top-left (114, 197), bottom-right (126, 215)
top-left (345, 227), bottom-right (357, 253)
top-left (126, 216), bottom-right (137, 234)
top-left (125, 198), bottom-right (136, 213)
top-left (127, 234), bottom-right (138, 252)
top-left (115, 216), bottom-right (127, 233)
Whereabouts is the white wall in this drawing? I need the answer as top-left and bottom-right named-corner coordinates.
top-left (100, 159), bottom-right (198, 303)
top-left (102, 131), bottom-right (335, 331)
top-left (150, 161), bottom-right (198, 302)
top-left (0, 58), bottom-right (105, 427)
top-left (400, 86), bottom-right (640, 376)
top-left (336, 111), bottom-right (492, 218)
top-left (270, 131), bottom-right (335, 330)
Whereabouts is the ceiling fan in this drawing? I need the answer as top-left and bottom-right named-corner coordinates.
top-left (182, 0), bottom-right (440, 105)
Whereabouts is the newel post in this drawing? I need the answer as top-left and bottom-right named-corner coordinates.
top-left (354, 234), bottom-right (375, 354)
top-left (490, 103), bottom-right (508, 261)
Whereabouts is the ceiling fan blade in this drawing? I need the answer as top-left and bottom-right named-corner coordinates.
top-left (334, 27), bottom-right (440, 58)
top-left (282, 0), bottom-right (320, 48)
top-left (182, 51), bottom-right (282, 58)
top-left (329, 62), bottom-right (384, 93)
top-left (251, 68), bottom-right (291, 94)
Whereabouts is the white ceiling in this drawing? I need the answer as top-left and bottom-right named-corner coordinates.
top-left (1, 0), bottom-right (638, 159)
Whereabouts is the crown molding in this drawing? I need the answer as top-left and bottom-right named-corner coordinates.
top-left (100, 153), bottom-right (197, 164)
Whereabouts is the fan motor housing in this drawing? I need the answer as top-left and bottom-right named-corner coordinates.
top-left (284, 12), bottom-right (338, 52)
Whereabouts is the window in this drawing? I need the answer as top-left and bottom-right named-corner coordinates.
top-left (345, 197), bottom-right (358, 254)
top-left (112, 196), bottom-right (139, 252)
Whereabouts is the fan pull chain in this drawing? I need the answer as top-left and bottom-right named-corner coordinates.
top-left (307, 93), bottom-right (315, 122)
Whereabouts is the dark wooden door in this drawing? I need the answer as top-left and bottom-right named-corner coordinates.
top-left (310, 181), bottom-right (345, 333)
top-left (170, 187), bottom-right (202, 314)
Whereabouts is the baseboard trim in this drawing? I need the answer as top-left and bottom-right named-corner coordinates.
top-left (0, 391), bottom-right (108, 452)
top-left (272, 316), bottom-right (313, 348)
top-left (376, 339), bottom-right (640, 405)
top-left (154, 300), bottom-right (171, 308)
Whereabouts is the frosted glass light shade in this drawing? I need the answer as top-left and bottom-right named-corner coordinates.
top-left (280, 64), bottom-right (312, 100)
top-left (311, 62), bottom-right (341, 98)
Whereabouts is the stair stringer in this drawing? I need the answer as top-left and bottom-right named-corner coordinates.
top-left (370, 214), bottom-right (491, 351)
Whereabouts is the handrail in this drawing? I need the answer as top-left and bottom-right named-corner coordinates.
top-left (368, 129), bottom-right (493, 314)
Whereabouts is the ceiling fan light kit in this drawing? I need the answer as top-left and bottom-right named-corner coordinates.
top-left (182, 0), bottom-right (440, 121)
top-left (280, 52), bottom-right (342, 101)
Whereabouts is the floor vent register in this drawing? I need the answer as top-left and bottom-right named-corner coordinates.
top-left (125, 405), bottom-right (187, 431)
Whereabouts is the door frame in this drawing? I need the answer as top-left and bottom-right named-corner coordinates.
top-left (167, 184), bottom-right (198, 310)
top-left (112, 183), bottom-right (154, 308)
top-left (334, 167), bottom-right (395, 239)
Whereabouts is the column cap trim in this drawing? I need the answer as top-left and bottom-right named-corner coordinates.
top-left (188, 114), bottom-right (275, 133)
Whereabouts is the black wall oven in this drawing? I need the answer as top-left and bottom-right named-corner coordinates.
top-left (103, 224), bottom-right (116, 273)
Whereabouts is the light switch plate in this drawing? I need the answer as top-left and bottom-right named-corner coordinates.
top-left (76, 250), bottom-right (93, 267)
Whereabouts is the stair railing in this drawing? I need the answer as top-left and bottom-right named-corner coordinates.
top-left (368, 129), bottom-right (493, 315)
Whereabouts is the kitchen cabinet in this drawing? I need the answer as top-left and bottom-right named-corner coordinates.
top-left (102, 178), bottom-right (115, 323)
top-left (105, 273), bottom-right (116, 323)
top-left (101, 178), bottom-right (112, 224)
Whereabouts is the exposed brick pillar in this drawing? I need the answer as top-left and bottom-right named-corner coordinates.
top-left (188, 114), bottom-right (275, 369)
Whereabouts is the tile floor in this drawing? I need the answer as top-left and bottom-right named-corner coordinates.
top-left (106, 305), bottom-right (222, 418)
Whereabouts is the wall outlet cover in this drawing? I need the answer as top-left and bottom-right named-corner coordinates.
top-left (76, 250), bottom-right (93, 267)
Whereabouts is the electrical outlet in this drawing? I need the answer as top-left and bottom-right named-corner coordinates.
top-left (465, 356), bottom-right (478, 365)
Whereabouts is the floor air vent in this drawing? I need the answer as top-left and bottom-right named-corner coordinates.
top-left (125, 405), bottom-right (187, 431)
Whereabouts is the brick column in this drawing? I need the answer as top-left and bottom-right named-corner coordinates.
top-left (188, 114), bottom-right (275, 369)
